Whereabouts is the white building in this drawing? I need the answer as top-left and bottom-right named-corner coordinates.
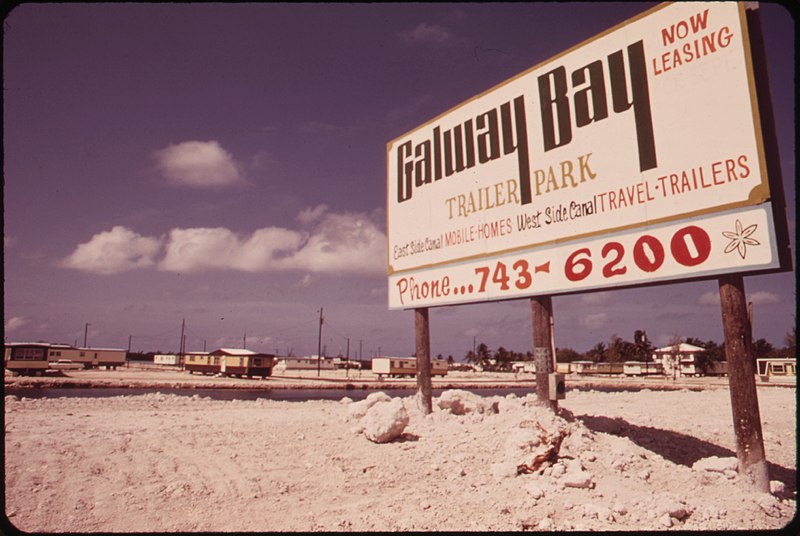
top-left (652, 343), bottom-right (705, 377)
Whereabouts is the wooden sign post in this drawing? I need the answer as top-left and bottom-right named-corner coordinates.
top-left (415, 307), bottom-right (433, 415)
top-left (718, 274), bottom-right (770, 492)
top-left (531, 295), bottom-right (557, 412)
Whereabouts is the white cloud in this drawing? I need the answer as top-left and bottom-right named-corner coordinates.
top-left (285, 211), bottom-right (386, 274)
top-left (61, 226), bottom-right (163, 275)
top-left (295, 274), bottom-right (316, 289)
top-left (580, 313), bottom-right (609, 329)
top-left (158, 209), bottom-right (386, 276)
top-left (153, 140), bottom-right (242, 188)
top-left (4, 316), bottom-right (27, 332)
top-left (749, 291), bottom-right (781, 305)
top-left (399, 22), bottom-right (454, 45)
top-left (580, 291), bottom-right (612, 305)
top-left (698, 291), bottom-right (719, 306)
top-left (61, 209), bottom-right (386, 277)
top-left (297, 204), bottom-right (328, 225)
top-left (698, 290), bottom-right (781, 306)
top-left (159, 227), bottom-right (302, 273)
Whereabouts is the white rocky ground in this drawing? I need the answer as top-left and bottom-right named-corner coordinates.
top-left (3, 386), bottom-right (796, 532)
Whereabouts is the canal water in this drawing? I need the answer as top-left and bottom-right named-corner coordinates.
top-left (3, 386), bottom-right (541, 402)
top-left (3, 382), bottom-right (665, 402)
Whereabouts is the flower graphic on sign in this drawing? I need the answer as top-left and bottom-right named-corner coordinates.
top-left (722, 219), bottom-right (760, 259)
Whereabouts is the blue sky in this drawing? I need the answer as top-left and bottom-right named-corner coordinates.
top-left (3, 2), bottom-right (795, 358)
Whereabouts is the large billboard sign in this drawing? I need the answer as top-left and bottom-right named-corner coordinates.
top-left (386, 2), bottom-right (789, 309)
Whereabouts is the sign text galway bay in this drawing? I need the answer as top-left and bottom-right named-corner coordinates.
top-left (386, 2), bottom-right (784, 309)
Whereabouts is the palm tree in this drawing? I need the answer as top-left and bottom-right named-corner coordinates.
top-left (634, 330), bottom-right (653, 361)
top-left (495, 346), bottom-right (512, 371)
top-left (476, 342), bottom-right (492, 370)
top-left (587, 342), bottom-right (606, 363)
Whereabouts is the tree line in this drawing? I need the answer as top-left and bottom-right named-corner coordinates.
top-left (455, 326), bottom-right (796, 373)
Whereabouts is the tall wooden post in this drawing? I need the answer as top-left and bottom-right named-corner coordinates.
top-left (531, 295), bottom-right (557, 411)
top-left (718, 274), bottom-right (770, 492)
top-left (415, 307), bottom-right (432, 415)
top-left (317, 308), bottom-right (323, 377)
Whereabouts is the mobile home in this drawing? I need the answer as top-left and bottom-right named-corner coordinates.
top-left (154, 353), bottom-right (180, 366)
top-left (212, 348), bottom-right (276, 378)
top-left (371, 357), bottom-right (448, 379)
top-left (757, 358), bottom-right (796, 383)
top-left (4, 343), bottom-right (51, 375)
top-left (4, 342), bottom-right (125, 374)
top-left (52, 347), bottom-right (126, 369)
top-left (184, 352), bottom-right (217, 375)
top-left (623, 361), bottom-right (664, 376)
top-left (279, 355), bottom-right (335, 371)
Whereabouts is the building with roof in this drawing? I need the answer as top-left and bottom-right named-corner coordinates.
top-left (209, 348), bottom-right (275, 378)
top-left (652, 342), bottom-right (706, 377)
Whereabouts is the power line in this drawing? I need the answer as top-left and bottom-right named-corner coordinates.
top-left (323, 319), bottom-right (350, 341)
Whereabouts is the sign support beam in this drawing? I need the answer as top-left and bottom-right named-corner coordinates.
top-left (415, 307), bottom-right (433, 414)
top-left (531, 295), bottom-right (557, 412)
top-left (718, 274), bottom-right (769, 492)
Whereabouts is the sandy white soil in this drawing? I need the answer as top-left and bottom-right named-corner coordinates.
top-left (3, 384), bottom-right (796, 532)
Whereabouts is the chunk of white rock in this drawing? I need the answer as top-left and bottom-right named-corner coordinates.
top-left (550, 463), bottom-right (567, 478)
top-left (437, 389), bottom-right (498, 415)
top-left (502, 427), bottom-right (543, 464)
top-left (757, 494), bottom-right (781, 517)
top-left (770, 480), bottom-right (786, 496)
top-left (662, 500), bottom-right (691, 520)
top-left (562, 470), bottom-right (594, 489)
top-left (362, 398), bottom-right (409, 443)
top-left (348, 391), bottom-right (392, 420)
top-left (659, 513), bottom-right (673, 527)
top-left (692, 456), bottom-right (738, 473)
top-left (525, 480), bottom-right (547, 499)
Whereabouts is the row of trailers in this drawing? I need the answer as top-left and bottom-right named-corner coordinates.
top-left (514, 360), bottom-right (727, 377)
top-left (4, 342), bottom-right (126, 375)
top-left (521, 359), bottom-right (795, 381)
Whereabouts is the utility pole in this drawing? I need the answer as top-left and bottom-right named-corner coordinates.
top-left (84, 323), bottom-right (90, 348)
top-left (243, 332), bottom-right (247, 349)
top-left (127, 335), bottom-right (132, 352)
top-left (317, 308), bottom-right (324, 376)
top-left (179, 318), bottom-right (185, 356)
top-left (345, 338), bottom-right (351, 378)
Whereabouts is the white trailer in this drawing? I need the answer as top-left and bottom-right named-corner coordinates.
top-left (371, 357), bottom-right (448, 379)
top-left (154, 354), bottom-right (180, 366)
top-left (757, 358), bottom-right (796, 383)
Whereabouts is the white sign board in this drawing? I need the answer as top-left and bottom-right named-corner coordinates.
top-left (387, 2), bottom-right (785, 309)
